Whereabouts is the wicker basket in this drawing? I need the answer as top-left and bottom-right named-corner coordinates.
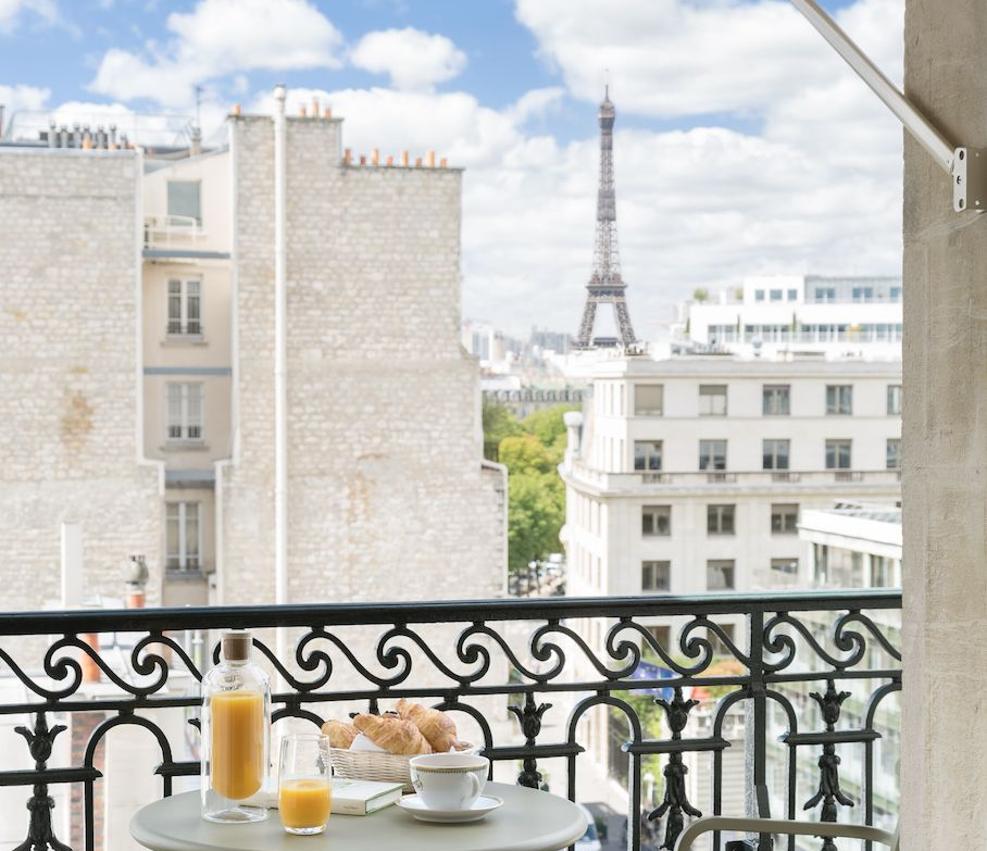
top-left (331, 742), bottom-right (478, 793)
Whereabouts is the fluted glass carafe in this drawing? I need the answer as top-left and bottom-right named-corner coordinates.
top-left (200, 629), bottom-right (271, 823)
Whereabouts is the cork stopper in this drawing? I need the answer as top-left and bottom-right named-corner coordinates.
top-left (221, 629), bottom-right (252, 662)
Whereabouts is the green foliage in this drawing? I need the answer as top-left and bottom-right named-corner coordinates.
top-left (482, 399), bottom-right (523, 462)
top-left (482, 402), bottom-right (577, 573)
top-left (693, 287), bottom-right (710, 303)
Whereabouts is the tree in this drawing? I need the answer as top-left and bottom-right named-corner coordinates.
top-left (692, 287), bottom-right (710, 303)
top-left (482, 399), bottom-right (522, 461)
top-left (482, 402), bottom-right (577, 573)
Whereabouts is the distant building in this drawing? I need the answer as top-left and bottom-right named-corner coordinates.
top-left (678, 275), bottom-right (902, 358)
top-left (0, 94), bottom-right (507, 613)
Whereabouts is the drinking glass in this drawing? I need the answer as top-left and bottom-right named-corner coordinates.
top-left (278, 734), bottom-right (332, 835)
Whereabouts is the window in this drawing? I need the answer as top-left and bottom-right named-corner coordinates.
top-left (167, 383), bottom-right (203, 441)
top-left (707, 504), bottom-right (735, 535)
top-left (769, 289), bottom-right (783, 302)
top-left (771, 557), bottom-right (799, 575)
top-left (826, 385), bottom-right (853, 415)
top-left (699, 440), bottom-right (727, 470)
top-left (771, 503), bottom-right (799, 534)
top-left (762, 439), bottom-right (790, 470)
top-left (825, 439), bottom-right (852, 469)
top-left (787, 289), bottom-right (798, 301)
top-left (167, 180), bottom-right (201, 225)
top-left (634, 441), bottom-right (663, 471)
top-left (166, 502), bottom-right (200, 570)
top-left (634, 384), bottom-right (663, 416)
top-left (886, 438), bottom-right (902, 470)
top-left (642, 561), bottom-right (671, 592)
top-left (762, 384), bottom-right (790, 416)
top-left (870, 556), bottom-right (894, 587)
top-left (645, 625), bottom-right (671, 655)
top-left (706, 559), bottom-right (735, 591)
top-left (755, 289), bottom-right (765, 302)
top-left (815, 287), bottom-right (836, 302)
top-left (167, 279), bottom-right (202, 335)
top-left (852, 286), bottom-right (874, 302)
top-left (887, 384), bottom-right (902, 415)
top-left (698, 384), bottom-right (727, 416)
top-left (642, 505), bottom-right (671, 537)
top-left (890, 286), bottom-right (902, 302)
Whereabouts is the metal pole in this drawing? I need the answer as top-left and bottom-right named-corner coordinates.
top-left (789, 0), bottom-right (956, 173)
top-left (273, 84), bottom-right (288, 661)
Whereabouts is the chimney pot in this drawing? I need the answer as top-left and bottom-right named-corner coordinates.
top-left (371, 148), bottom-right (379, 166)
top-left (439, 157), bottom-right (447, 168)
top-left (386, 155), bottom-right (394, 166)
top-left (231, 104), bottom-right (242, 116)
top-left (299, 104), bottom-right (307, 117)
top-left (401, 150), bottom-right (409, 167)
top-left (415, 156), bottom-right (422, 168)
top-left (311, 96), bottom-right (319, 117)
top-left (359, 154), bottom-right (367, 165)
top-left (427, 150), bottom-right (435, 167)
top-left (325, 106), bottom-right (332, 119)
top-left (343, 147), bottom-right (352, 164)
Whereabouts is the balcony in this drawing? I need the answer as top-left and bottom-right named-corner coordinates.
top-left (142, 216), bottom-right (230, 260)
top-left (0, 590), bottom-right (900, 851)
top-left (566, 463), bottom-right (903, 495)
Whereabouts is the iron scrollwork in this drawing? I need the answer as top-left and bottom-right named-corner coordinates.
top-left (508, 691), bottom-right (552, 789)
top-left (803, 679), bottom-right (854, 851)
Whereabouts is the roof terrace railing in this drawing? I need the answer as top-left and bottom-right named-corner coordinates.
top-left (0, 590), bottom-right (901, 851)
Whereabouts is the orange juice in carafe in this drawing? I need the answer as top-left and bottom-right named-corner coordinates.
top-left (210, 690), bottom-right (264, 800)
top-left (201, 629), bottom-right (271, 824)
top-left (279, 778), bottom-right (332, 829)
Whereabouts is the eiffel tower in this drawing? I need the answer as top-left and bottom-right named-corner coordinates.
top-left (574, 86), bottom-right (639, 349)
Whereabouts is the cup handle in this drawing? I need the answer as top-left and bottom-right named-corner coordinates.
top-left (467, 772), bottom-right (482, 800)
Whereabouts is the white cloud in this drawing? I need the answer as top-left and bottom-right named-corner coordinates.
top-left (90, 0), bottom-right (343, 108)
top-left (0, 83), bottom-right (50, 114)
top-left (350, 27), bottom-right (467, 91)
top-left (515, 0), bottom-right (902, 119)
top-left (0, 0), bottom-right (56, 33)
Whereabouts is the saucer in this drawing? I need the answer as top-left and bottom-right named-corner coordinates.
top-left (396, 794), bottom-right (504, 823)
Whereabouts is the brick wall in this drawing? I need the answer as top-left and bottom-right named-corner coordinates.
top-left (220, 115), bottom-right (505, 605)
top-left (0, 149), bottom-right (163, 612)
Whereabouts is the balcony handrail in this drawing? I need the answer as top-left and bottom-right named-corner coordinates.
top-left (0, 589), bottom-right (901, 636)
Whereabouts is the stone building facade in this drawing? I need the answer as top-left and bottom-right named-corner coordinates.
top-left (0, 104), bottom-right (505, 614)
top-left (220, 114), bottom-right (505, 604)
top-left (0, 148), bottom-right (163, 611)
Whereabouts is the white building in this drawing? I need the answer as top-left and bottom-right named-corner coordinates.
top-left (561, 355), bottom-right (902, 606)
top-left (677, 275), bottom-right (902, 358)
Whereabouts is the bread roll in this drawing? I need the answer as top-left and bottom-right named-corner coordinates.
top-left (352, 713), bottom-right (432, 755)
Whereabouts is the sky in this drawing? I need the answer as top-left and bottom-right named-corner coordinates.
top-left (0, 0), bottom-right (904, 339)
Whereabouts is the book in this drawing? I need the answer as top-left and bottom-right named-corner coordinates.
top-left (330, 778), bottom-right (404, 816)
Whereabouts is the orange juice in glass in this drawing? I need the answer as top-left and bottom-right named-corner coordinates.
top-left (279, 735), bottom-right (332, 835)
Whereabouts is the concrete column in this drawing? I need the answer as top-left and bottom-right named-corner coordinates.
top-left (902, 2), bottom-right (987, 847)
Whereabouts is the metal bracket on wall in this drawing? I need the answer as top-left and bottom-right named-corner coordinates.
top-left (790, 0), bottom-right (986, 213)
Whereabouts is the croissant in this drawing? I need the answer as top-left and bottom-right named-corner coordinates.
top-left (395, 698), bottom-right (459, 753)
top-left (352, 713), bottom-right (432, 755)
top-left (321, 719), bottom-right (357, 750)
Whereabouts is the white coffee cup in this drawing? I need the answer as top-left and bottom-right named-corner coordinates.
top-left (409, 753), bottom-right (488, 811)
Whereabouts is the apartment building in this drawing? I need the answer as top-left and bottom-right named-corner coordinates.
top-left (560, 355), bottom-right (901, 625)
top-left (0, 94), bottom-right (507, 611)
top-left (678, 274), bottom-right (902, 358)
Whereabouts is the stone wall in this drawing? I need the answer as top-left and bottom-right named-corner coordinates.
top-left (0, 149), bottom-right (163, 612)
top-left (219, 115), bottom-right (506, 605)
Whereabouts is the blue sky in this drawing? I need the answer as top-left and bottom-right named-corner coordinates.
top-left (1, 0), bottom-right (903, 338)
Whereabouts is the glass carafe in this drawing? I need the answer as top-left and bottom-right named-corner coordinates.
top-left (200, 629), bottom-right (271, 823)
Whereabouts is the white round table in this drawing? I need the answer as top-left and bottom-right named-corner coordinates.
top-left (130, 783), bottom-right (587, 851)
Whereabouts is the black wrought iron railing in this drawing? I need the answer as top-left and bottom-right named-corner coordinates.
top-left (0, 590), bottom-right (901, 851)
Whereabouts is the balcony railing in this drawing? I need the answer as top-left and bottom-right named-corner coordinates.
top-left (143, 215), bottom-right (206, 250)
top-left (0, 591), bottom-right (901, 851)
top-left (567, 463), bottom-right (903, 492)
